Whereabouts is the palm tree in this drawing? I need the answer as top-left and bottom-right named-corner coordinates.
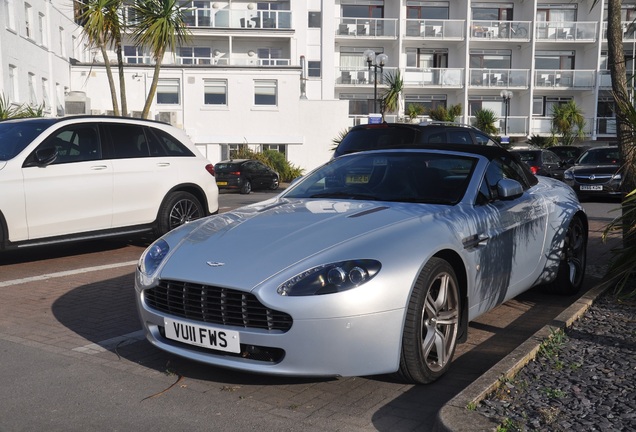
top-left (472, 108), bottom-right (498, 135)
top-left (76, 0), bottom-right (123, 116)
top-left (550, 100), bottom-right (586, 146)
top-left (382, 70), bottom-right (403, 119)
top-left (131, 0), bottom-right (191, 119)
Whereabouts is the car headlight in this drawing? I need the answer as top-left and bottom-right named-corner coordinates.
top-left (138, 238), bottom-right (170, 276)
top-left (563, 170), bottom-right (574, 181)
top-left (277, 260), bottom-right (381, 296)
top-left (612, 173), bottom-right (622, 181)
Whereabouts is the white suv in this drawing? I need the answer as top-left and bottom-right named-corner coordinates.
top-left (0, 116), bottom-right (218, 250)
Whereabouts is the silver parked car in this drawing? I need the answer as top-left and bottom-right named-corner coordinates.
top-left (135, 144), bottom-right (587, 384)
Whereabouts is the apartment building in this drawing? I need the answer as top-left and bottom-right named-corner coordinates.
top-left (2, 0), bottom-right (630, 171)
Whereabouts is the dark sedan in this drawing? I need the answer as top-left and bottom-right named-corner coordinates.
top-left (214, 159), bottom-right (279, 194)
top-left (563, 146), bottom-right (622, 200)
top-left (510, 149), bottom-right (563, 179)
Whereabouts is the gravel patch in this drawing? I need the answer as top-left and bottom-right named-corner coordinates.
top-left (476, 292), bottom-right (636, 431)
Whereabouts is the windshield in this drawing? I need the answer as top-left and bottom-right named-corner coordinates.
top-left (0, 120), bottom-right (52, 160)
top-left (576, 148), bottom-right (620, 165)
top-left (284, 151), bottom-right (478, 205)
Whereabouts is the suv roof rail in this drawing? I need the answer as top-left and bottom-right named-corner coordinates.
top-left (418, 120), bottom-right (479, 130)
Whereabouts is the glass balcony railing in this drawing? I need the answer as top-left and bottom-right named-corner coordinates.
top-left (404, 19), bottom-right (464, 39)
top-left (530, 117), bottom-right (594, 136)
top-left (335, 17), bottom-right (398, 38)
top-left (534, 70), bottom-right (596, 88)
top-left (402, 68), bottom-right (464, 87)
top-left (470, 20), bottom-right (531, 40)
top-left (602, 21), bottom-right (636, 41)
top-left (469, 69), bottom-right (529, 88)
top-left (535, 21), bottom-right (597, 41)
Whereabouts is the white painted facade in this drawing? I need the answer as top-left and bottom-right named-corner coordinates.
top-left (1, 0), bottom-right (632, 172)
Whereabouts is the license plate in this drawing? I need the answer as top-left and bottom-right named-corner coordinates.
top-left (164, 318), bottom-right (240, 353)
top-left (346, 174), bottom-right (370, 184)
top-left (580, 185), bottom-right (603, 191)
top-left (216, 181), bottom-right (228, 186)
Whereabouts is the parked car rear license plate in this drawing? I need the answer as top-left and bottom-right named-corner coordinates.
top-left (580, 185), bottom-right (603, 191)
top-left (164, 318), bottom-right (240, 353)
top-left (216, 181), bottom-right (228, 186)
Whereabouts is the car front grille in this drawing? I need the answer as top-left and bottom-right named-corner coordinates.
top-left (145, 280), bottom-right (293, 332)
top-left (574, 174), bottom-right (612, 185)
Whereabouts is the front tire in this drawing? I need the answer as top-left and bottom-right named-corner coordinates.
top-left (155, 191), bottom-right (203, 237)
top-left (240, 179), bottom-right (252, 194)
top-left (397, 258), bottom-right (460, 384)
top-left (543, 215), bottom-right (587, 295)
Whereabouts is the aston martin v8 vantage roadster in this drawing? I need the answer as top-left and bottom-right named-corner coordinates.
top-left (135, 144), bottom-right (587, 384)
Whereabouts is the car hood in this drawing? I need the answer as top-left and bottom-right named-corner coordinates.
top-left (569, 164), bottom-right (620, 175)
top-left (159, 198), bottom-right (446, 290)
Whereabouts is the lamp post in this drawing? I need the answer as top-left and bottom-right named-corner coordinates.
top-left (363, 49), bottom-right (388, 114)
top-left (500, 90), bottom-right (513, 136)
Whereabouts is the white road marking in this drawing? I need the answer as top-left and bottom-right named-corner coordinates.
top-left (0, 260), bottom-right (138, 288)
top-left (73, 330), bottom-right (146, 354)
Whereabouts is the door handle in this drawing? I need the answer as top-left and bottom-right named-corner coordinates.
top-left (90, 165), bottom-right (108, 170)
top-left (462, 234), bottom-right (490, 249)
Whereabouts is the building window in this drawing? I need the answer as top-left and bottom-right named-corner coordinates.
top-left (262, 144), bottom-right (287, 157)
top-left (38, 12), bottom-right (45, 45)
top-left (308, 61), bottom-right (321, 78)
top-left (56, 83), bottom-right (64, 116)
top-left (471, 2), bottom-right (514, 20)
top-left (407, 3), bottom-right (449, 19)
top-left (59, 26), bottom-right (65, 57)
top-left (178, 47), bottom-right (211, 65)
top-left (124, 45), bottom-right (149, 64)
top-left (157, 79), bottom-right (180, 104)
top-left (8, 65), bottom-right (17, 101)
top-left (24, 2), bottom-right (32, 38)
top-left (308, 11), bottom-right (321, 28)
top-left (254, 80), bottom-right (277, 106)
top-left (535, 50), bottom-right (575, 70)
top-left (71, 35), bottom-right (77, 60)
top-left (204, 79), bottom-right (227, 105)
top-left (41, 78), bottom-right (49, 110)
top-left (469, 50), bottom-right (512, 68)
top-left (5, 0), bottom-right (16, 30)
top-left (257, 48), bottom-right (287, 66)
top-left (28, 72), bottom-right (37, 105)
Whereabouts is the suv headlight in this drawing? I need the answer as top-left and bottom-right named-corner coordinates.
top-left (277, 260), bottom-right (381, 296)
top-left (563, 169), bottom-right (574, 181)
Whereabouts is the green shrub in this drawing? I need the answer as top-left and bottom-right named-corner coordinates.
top-left (229, 147), bottom-right (304, 183)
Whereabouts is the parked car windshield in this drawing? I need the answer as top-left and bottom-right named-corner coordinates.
top-left (576, 148), bottom-right (620, 165)
top-left (0, 120), bottom-right (53, 160)
top-left (284, 151), bottom-right (478, 205)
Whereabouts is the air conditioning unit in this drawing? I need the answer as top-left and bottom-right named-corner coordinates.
top-left (64, 91), bottom-right (91, 115)
top-left (156, 111), bottom-right (178, 125)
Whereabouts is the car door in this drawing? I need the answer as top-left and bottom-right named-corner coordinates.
top-left (21, 123), bottom-right (114, 239)
top-left (467, 156), bottom-right (549, 316)
top-left (105, 123), bottom-right (180, 227)
top-left (542, 150), bottom-right (562, 179)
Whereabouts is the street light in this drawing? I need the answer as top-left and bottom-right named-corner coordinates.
top-left (363, 49), bottom-right (388, 114)
top-left (500, 90), bottom-right (513, 136)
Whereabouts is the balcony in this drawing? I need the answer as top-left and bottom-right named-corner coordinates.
top-left (123, 5), bottom-right (293, 30)
top-left (336, 67), bottom-right (396, 85)
top-left (402, 68), bottom-right (463, 87)
top-left (534, 70), bottom-right (595, 89)
top-left (467, 115), bottom-right (528, 136)
top-left (335, 18), bottom-right (398, 38)
top-left (603, 21), bottom-right (636, 41)
top-left (469, 69), bottom-right (529, 88)
top-left (404, 19), bottom-right (464, 40)
top-left (530, 117), bottom-right (594, 136)
top-left (535, 21), bottom-right (597, 42)
top-left (470, 20), bottom-right (531, 41)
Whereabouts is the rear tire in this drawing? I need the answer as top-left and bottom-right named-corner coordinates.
top-left (240, 180), bottom-right (252, 194)
top-left (397, 258), bottom-right (460, 384)
top-left (542, 215), bottom-right (587, 295)
top-left (155, 191), bottom-right (203, 237)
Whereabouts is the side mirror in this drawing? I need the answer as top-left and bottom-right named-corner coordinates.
top-left (497, 178), bottom-right (523, 200)
top-left (25, 147), bottom-right (58, 167)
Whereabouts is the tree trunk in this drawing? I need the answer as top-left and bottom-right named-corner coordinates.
top-left (100, 44), bottom-right (120, 117)
top-left (141, 51), bottom-right (164, 119)
top-left (114, 33), bottom-right (128, 117)
top-left (608, 0), bottom-right (636, 247)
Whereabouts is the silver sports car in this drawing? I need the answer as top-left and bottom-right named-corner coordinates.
top-left (135, 144), bottom-right (587, 384)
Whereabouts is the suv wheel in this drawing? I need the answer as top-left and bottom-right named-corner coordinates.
top-left (155, 191), bottom-right (203, 236)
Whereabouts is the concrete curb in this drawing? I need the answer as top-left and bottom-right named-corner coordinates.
top-left (433, 281), bottom-right (610, 432)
